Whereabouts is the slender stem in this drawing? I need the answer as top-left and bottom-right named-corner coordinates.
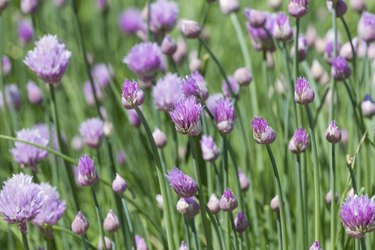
top-left (121, 197), bottom-right (136, 248)
top-left (205, 206), bottom-right (224, 250)
top-left (360, 239), bottom-right (366, 250)
top-left (276, 214), bottom-right (282, 250)
top-left (348, 164), bottom-right (358, 194)
top-left (147, 0), bottom-right (152, 41)
top-left (198, 3), bottom-right (210, 57)
top-left (296, 156), bottom-right (306, 249)
top-left (293, 18), bottom-right (300, 80)
top-left (91, 187), bottom-right (105, 248)
top-left (265, 145), bottom-right (287, 250)
top-left (189, 136), bottom-right (213, 250)
top-left (229, 212), bottom-right (239, 250)
top-left (222, 135), bottom-right (229, 187)
top-left (184, 217), bottom-right (191, 250)
top-left (340, 17), bottom-right (357, 81)
top-left (305, 105), bottom-right (321, 240)
top-left (190, 219), bottom-right (200, 250)
top-left (22, 232), bottom-right (30, 250)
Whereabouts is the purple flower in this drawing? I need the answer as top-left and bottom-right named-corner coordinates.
top-left (24, 35), bottom-right (71, 84)
top-left (32, 183), bottom-right (66, 226)
top-left (294, 77), bottom-right (315, 104)
top-left (310, 240), bottom-right (322, 250)
top-left (27, 81), bottom-right (43, 105)
top-left (152, 73), bottom-right (183, 111)
top-left (288, 0), bottom-right (309, 18)
top-left (121, 79), bottom-right (145, 109)
top-left (118, 8), bottom-right (145, 34)
top-left (244, 8), bottom-right (266, 28)
top-left (234, 67), bottom-right (252, 86)
top-left (103, 209), bottom-right (120, 233)
top-left (211, 97), bottom-right (235, 135)
top-left (84, 80), bottom-right (103, 106)
top-left (135, 235), bottom-right (148, 250)
top-left (222, 76), bottom-right (240, 97)
top-left (200, 135), bottom-right (220, 162)
top-left (0, 84), bottom-right (22, 110)
top-left (176, 197), bottom-right (200, 218)
top-left (21, 0), bottom-right (38, 14)
top-left (250, 116), bottom-right (276, 144)
top-left (0, 173), bottom-right (44, 233)
top-left (180, 20), bottom-right (201, 39)
top-left (270, 195), bottom-right (280, 212)
top-left (71, 211), bottom-right (89, 235)
top-left (1, 55), bottom-right (11, 76)
top-left (327, 0), bottom-right (347, 17)
top-left (0, 0), bottom-right (8, 12)
top-left (289, 128), bottom-right (309, 154)
top-left (11, 128), bottom-right (48, 170)
top-left (340, 195), bottom-right (375, 238)
top-left (219, 0), bottom-right (240, 15)
top-left (182, 72), bottom-right (208, 101)
top-left (79, 118), bottom-right (104, 148)
top-left (220, 188), bottom-right (238, 212)
top-left (324, 40), bottom-right (341, 62)
top-left (331, 57), bottom-right (351, 81)
top-left (358, 12), bottom-right (375, 43)
top-left (127, 109), bottom-right (141, 128)
top-left (18, 19), bottom-right (33, 45)
top-left (291, 35), bottom-right (308, 61)
top-left (247, 14), bottom-right (275, 52)
top-left (272, 12), bottom-right (293, 41)
top-left (326, 120), bottom-right (341, 144)
top-left (169, 97), bottom-right (202, 136)
top-left (207, 194), bottom-right (220, 214)
top-left (153, 128), bottom-right (167, 148)
top-left (91, 64), bottom-right (113, 87)
top-left (161, 35), bottom-right (177, 55)
top-left (166, 168), bottom-right (198, 198)
top-left (123, 42), bottom-right (165, 81)
top-left (234, 212), bottom-right (249, 233)
top-left (350, 0), bottom-right (366, 13)
top-left (238, 170), bottom-right (250, 191)
top-left (361, 95), bottom-right (375, 118)
top-left (112, 173), bottom-right (127, 193)
top-left (77, 155), bottom-right (99, 186)
top-left (150, 0), bottom-right (179, 33)
top-left (179, 241), bottom-right (188, 250)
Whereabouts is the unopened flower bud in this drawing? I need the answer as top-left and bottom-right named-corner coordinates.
top-left (325, 120), bottom-right (341, 144)
top-left (71, 211), bottom-right (89, 235)
top-left (234, 212), bottom-right (249, 233)
top-left (161, 35), bottom-right (177, 56)
top-left (153, 128), bottom-right (167, 148)
top-left (360, 95), bottom-right (375, 118)
top-left (176, 197), bottom-right (200, 219)
top-left (234, 67), bottom-right (252, 86)
top-left (219, 188), bottom-right (238, 212)
top-left (180, 20), bottom-right (201, 39)
top-left (219, 0), bottom-right (240, 15)
top-left (325, 190), bottom-right (339, 205)
top-left (112, 174), bottom-right (127, 193)
top-left (103, 209), bottom-right (120, 233)
top-left (207, 194), bottom-right (220, 214)
top-left (270, 195), bottom-right (280, 212)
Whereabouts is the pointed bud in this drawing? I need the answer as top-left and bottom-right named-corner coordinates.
top-left (219, 188), bottom-right (238, 212)
top-left (311, 60), bottom-right (324, 80)
top-left (161, 35), bottom-right (177, 56)
top-left (219, 0), bottom-right (239, 15)
top-left (291, 36), bottom-right (308, 61)
top-left (77, 155), bottom-right (98, 186)
top-left (325, 190), bottom-right (339, 205)
top-left (327, 0), bottom-right (347, 17)
top-left (294, 77), bottom-right (315, 104)
top-left (156, 194), bottom-right (163, 209)
top-left (121, 79), bottom-right (145, 109)
top-left (103, 209), bottom-right (120, 233)
top-left (27, 81), bottom-right (43, 105)
top-left (112, 174), bottom-right (127, 193)
top-left (331, 57), bottom-right (351, 81)
top-left (180, 20), bottom-right (201, 39)
top-left (272, 12), bottom-right (293, 41)
top-left (71, 211), bottom-right (89, 235)
top-left (153, 128), bottom-right (167, 148)
top-left (269, 0), bottom-right (282, 11)
top-left (166, 168), bottom-right (198, 198)
top-left (289, 128), bottom-right (309, 154)
top-left (179, 240), bottom-right (188, 250)
top-left (270, 195), bottom-right (280, 212)
top-left (250, 116), bottom-right (276, 144)
top-left (207, 194), bottom-right (221, 214)
top-left (310, 240), bottom-right (323, 250)
top-left (176, 197), bottom-right (200, 219)
top-left (288, 0), bottom-right (309, 18)
top-left (234, 211), bottom-right (249, 233)
top-left (325, 120), bottom-right (341, 144)
top-left (238, 170), bottom-right (250, 191)
top-left (135, 235), bottom-right (148, 250)
top-left (350, 0), bottom-right (366, 13)
top-left (244, 9), bottom-right (266, 28)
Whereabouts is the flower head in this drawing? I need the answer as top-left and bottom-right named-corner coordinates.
top-left (153, 128), bottom-right (167, 148)
top-left (250, 116), bottom-right (276, 144)
top-left (289, 128), bottom-right (309, 154)
top-left (150, 0), bottom-right (179, 33)
top-left (0, 84), bottom-right (21, 110)
top-left (182, 72), bottom-right (209, 101)
top-left (358, 12), bottom-right (375, 43)
top-left (361, 95), bottom-right (375, 118)
top-left (135, 235), bottom-right (148, 250)
top-left (21, 0), bottom-right (38, 14)
top-left (180, 20), bottom-right (201, 39)
top-left (18, 19), bottom-right (33, 45)
top-left (207, 194), bottom-right (220, 214)
top-left (32, 183), bottom-right (66, 226)
top-left (11, 128), bottom-right (48, 170)
top-left (200, 135), bottom-right (220, 162)
top-left (124, 42), bottom-right (165, 81)
top-left (161, 35), bottom-right (177, 55)
top-left (244, 9), bottom-right (266, 28)
top-left (331, 56), bottom-right (351, 81)
top-left (27, 81), bottom-right (43, 105)
top-left (219, 188), bottom-right (238, 212)
top-left (91, 64), bottom-right (113, 87)
top-left (270, 195), bottom-right (280, 212)
top-left (247, 14), bottom-right (275, 51)
top-left (153, 73), bottom-right (183, 111)
top-left (169, 97), bottom-right (202, 136)
top-left (112, 174), bottom-right (127, 193)
top-left (234, 212), bottom-right (249, 233)
top-left (79, 118), bottom-right (104, 148)
top-left (176, 197), bottom-right (200, 218)
top-left (238, 170), bottom-right (250, 191)
top-left (222, 76), bottom-right (240, 97)
top-left (325, 120), bottom-right (341, 144)
top-left (294, 77), bottom-right (315, 104)
top-left (211, 97), bottom-right (235, 135)
top-left (118, 8), bottom-right (145, 34)
top-left (291, 35), bottom-right (308, 61)
top-left (71, 211), bottom-right (89, 235)
top-left (77, 155), bottom-right (98, 186)
top-left (272, 12), bottom-right (293, 41)
top-left (350, 0), bottom-right (366, 13)
top-left (0, 173), bottom-right (44, 232)
top-left (327, 0), bottom-right (348, 17)
top-left (288, 0), bottom-right (309, 18)
top-left (234, 67), bottom-right (252, 86)
top-left (24, 34), bottom-right (71, 84)
top-left (103, 209), bottom-right (120, 233)
top-left (121, 79), bottom-right (145, 109)
top-left (340, 195), bottom-right (375, 238)
top-left (309, 240), bottom-right (322, 250)
top-left (219, 0), bottom-right (240, 15)
top-left (166, 168), bottom-right (198, 198)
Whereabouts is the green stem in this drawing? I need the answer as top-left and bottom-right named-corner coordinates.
top-left (305, 105), bottom-right (321, 240)
top-left (360, 239), bottom-right (366, 250)
top-left (52, 226), bottom-right (96, 249)
top-left (91, 187), bottom-right (105, 248)
top-left (276, 214), bottom-right (282, 250)
top-left (22, 232), bottom-right (30, 250)
top-left (184, 217), bottom-right (191, 250)
top-left (293, 18), bottom-right (300, 80)
top-left (121, 197), bottom-right (136, 248)
top-left (190, 219), bottom-right (200, 250)
top-left (296, 156), bottom-right (306, 249)
top-left (229, 212), bottom-right (239, 250)
top-left (222, 135), bottom-right (229, 187)
top-left (340, 17), bottom-right (357, 81)
top-left (265, 145), bottom-right (287, 250)
top-left (189, 136), bottom-right (212, 250)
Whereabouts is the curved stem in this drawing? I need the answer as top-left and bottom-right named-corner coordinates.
top-left (265, 145), bottom-right (287, 250)
top-left (91, 187), bottom-right (105, 248)
top-left (222, 135), bottom-right (229, 187)
top-left (340, 17), bottom-right (357, 81)
top-left (121, 197), bottom-right (136, 248)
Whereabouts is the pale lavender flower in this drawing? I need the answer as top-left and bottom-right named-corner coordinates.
top-left (350, 0), bottom-right (366, 13)
top-left (98, 236), bottom-right (113, 250)
top-left (244, 9), bottom-right (266, 28)
top-left (325, 190), bottom-right (339, 205)
top-left (310, 240), bottom-right (322, 250)
top-left (219, 0), bottom-right (240, 15)
top-left (234, 67), bottom-right (252, 86)
top-left (18, 19), bottom-right (33, 45)
top-left (270, 195), bottom-right (280, 212)
top-left (211, 97), bottom-right (235, 135)
top-left (127, 109), bottom-right (141, 128)
top-left (250, 116), bottom-right (276, 144)
top-left (289, 128), bottom-right (309, 154)
top-left (324, 40), bottom-right (341, 62)
top-left (96, 0), bottom-right (107, 12)
top-left (331, 56), bottom-right (351, 81)
top-left (269, 0), bottom-right (282, 10)
top-left (112, 174), bottom-right (127, 193)
top-left (135, 235), bottom-right (148, 250)
top-left (121, 79), bottom-right (145, 109)
top-left (1, 55), bottom-right (11, 76)
top-left (247, 14), bottom-right (275, 51)
top-left (21, 0), bottom-right (38, 14)
top-left (166, 168), bottom-right (198, 198)
top-left (91, 64), bottom-right (113, 87)
top-left (200, 135), bottom-right (220, 162)
top-left (0, 84), bottom-right (22, 110)
top-left (0, 173), bottom-right (44, 233)
top-left (273, 12), bottom-right (293, 41)
top-left (294, 77), bottom-right (315, 104)
top-left (179, 241), bottom-right (188, 250)
top-left (152, 73), bottom-right (183, 111)
top-left (180, 20), bottom-right (201, 39)
top-left (222, 76), bottom-right (240, 97)
top-left (169, 97), bottom-right (202, 136)
top-left (79, 118), bottom-right (104, 148)
top-left (77, 155), bottom-right (98, 186)
top-left (234, 212), bottom-right (249, 233)
top-left (327, 0), bottom-right (347, 17)
top-left (220, 188), bottom-right (238, 212)
top-left (24, 35), bottom-right (71, 84)
top-left (326, 120), bottom-right (341, 144)
top-left (358, 12), bottom-right (375, 43)
top-left (71, 136), bottom-right (83, 151)
top-left (291, 35), bottom-right (308, 61)
top-left (176, 197), bottom-right (200, 218)
top-left (182, 72), bottom-right (208, 101)
top-left (340, 195), bottom-right (375, 238)
top-left (288, 0), bottom-right (309, 18)
top-left (172, 38), bottom-right (187, 64)
top-left (150, 0), bottom-right (179, 33)
top-left (117, 150), bottom-right (127, 165)
top-left (0, 0), bottom-right (8, 12)
top-left (123, 42), bottom-right (165, 81)
top-left (27, 81), bottom-right (43, 105)
top-left (153, 128), bottom-right (167, 148)
top-left (361, 95), bottom-right (375, 118)
top-left (207, 194), bottom-right (220, 214)
top-left (83, 80), bottom-right (102, 106)
top-left (119, 8), bottom-right (145, 34)
top-left (32, 183), bottom-right (66, 226)
top-left (103, 209), bottom-right (120, 233)
top-left (161, 35), bottom-right (177, 55)
top-left (71, 211), bottom-right (89, 235)
top-left (238, 170), bottom-right (250, 191)
top-left (11, 128), bottom-right (48, 170)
